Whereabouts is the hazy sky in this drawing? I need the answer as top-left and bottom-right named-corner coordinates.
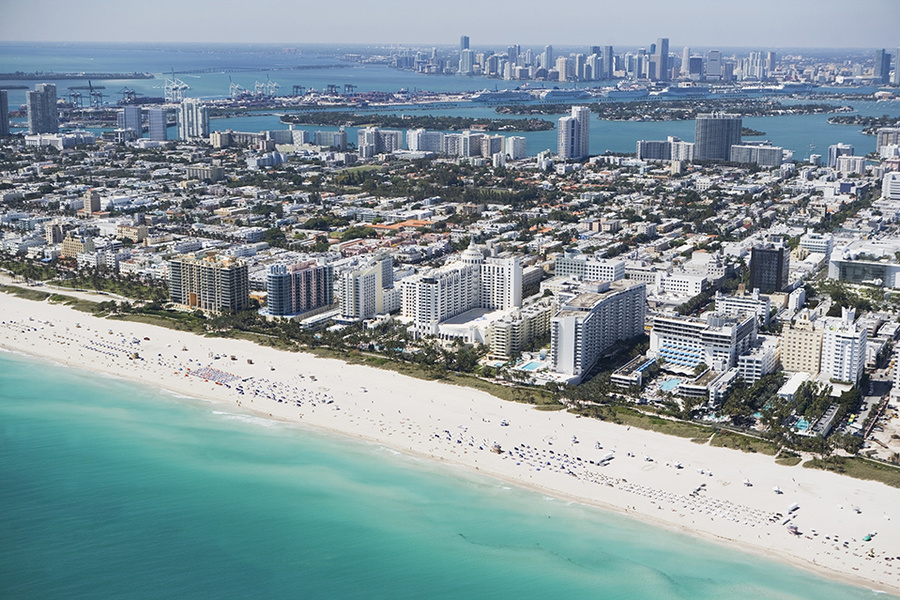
top-left (1, 0), bottom-right (898, 48)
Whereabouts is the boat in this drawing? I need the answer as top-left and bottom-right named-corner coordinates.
top-left (539, 88), bottom-right (593, 102)
top-left (601, 87), bottom-right (649, 100)
top-left (471, 89), bottom-right (531, 103)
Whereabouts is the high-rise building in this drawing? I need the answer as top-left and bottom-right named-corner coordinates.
top-left (694, 113), bottom-right (742, 161)
top-left (558, 106), bottom-right (590, 160)
top-left (178, 98), bottom-right (209, 140)
top-left (339, 252), bottom-right (396, 321)
top-left (542, 45), bottom-right (554, 70)
top-left (147, 108), bottom-right (168, 141)
top-left (460, 35), bottom-right (469, 51)
top-left (168, 252), bottom-right (250, 314)
top-left (264, 261), bottom-right (334, 318)
top-left (407, 128), bottom-right (444, 153)
top-left (0, 90), bottom-right (9, 137)
top-left (555, 56), bottom-right (570, 81)
top-left (893, 48), bottom-right (900, 86)
top-left (827, 142), bottom-right (854, 168)
top-left (26, 83), bottom-right (58, 134)
top-left (551, 281), bottom-right (647, 381)
top-left (650, 312), bottom-right (757, 372)
top-left (506, 136), bottom-right (526, 160)
top-left (117, 106), bottom-right (142, 139)
top-left (459, 49), bottom-right (475, 75)
top-left (819, 308), bottom-right (866, 385)
top-left (765, 51), bottom-right (777, 74)
top-left (706, 50), bottom-right (722, 79)
top-left (653, 38), bottom-right (669, 80)
top-left (602, 46), bottom-right (614, 79)
top-left (874, 49), bottom-right (891, 85)
top-left (749, 242), bottom-right (789, 294)
top-left (681, 47), bottom-right (691, 76)
top-left (782, 312), bottom-right (823, 375)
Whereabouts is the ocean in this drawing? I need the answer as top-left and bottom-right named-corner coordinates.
top-left (0, 350), bottom-right (891, 599)
top-left (2, 42), bottom-right (898, 157)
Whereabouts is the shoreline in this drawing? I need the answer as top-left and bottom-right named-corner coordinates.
top-left (1, 293), bottom-right (898, 597)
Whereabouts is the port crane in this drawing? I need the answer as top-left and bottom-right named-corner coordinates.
top-left (163, 69), bottom-right (190, 103)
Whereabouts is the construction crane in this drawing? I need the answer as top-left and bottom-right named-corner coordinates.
top-left (344, 84), bottom-right (357, 94)
top-left (325, 84), bottom-right (339, 95)
top-left (292, 85), bottom-right (305, 96)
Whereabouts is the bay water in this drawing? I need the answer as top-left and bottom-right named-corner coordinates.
top-left (0, 350), bottom-right (891, 599)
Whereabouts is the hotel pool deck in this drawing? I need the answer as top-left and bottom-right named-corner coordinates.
top-left (519, 361), bottom-right (543, 371)
top-left (659, 378), bottom-right (683, 392)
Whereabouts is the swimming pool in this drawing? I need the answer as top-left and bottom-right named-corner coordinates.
top-left (520, 361), bottom-right (543, 371)
top-left (659, 378), bottom-right (682, 392)
top-left (794, 418), bottom-right (810, 431)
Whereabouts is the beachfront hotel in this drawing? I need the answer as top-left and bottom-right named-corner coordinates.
top-left (168, 252), bottom-right (249, 314)
top-left (263, 261), bottom-right (335, 319)
top-left (550, 280), bottom-right (647, 382)
top-left (649, 311), bottom-right (757, 373)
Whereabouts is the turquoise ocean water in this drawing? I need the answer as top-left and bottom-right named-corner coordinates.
top-left (0, 350), bottom-right (892, 599)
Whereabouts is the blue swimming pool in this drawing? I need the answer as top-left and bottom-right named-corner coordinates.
top-left (795, 418), bottom-right (810, 431)
top-left (520, 361), bottom-right (542, 371)
top-left (660, 378), bottom-right (682, 392)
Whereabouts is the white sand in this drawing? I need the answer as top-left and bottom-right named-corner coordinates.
top-left (1, 292), bottom-right (899, 595)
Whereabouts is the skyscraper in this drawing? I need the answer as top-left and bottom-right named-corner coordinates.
top-left (706, 50), bottom-right (722, 79)
top-left (875, 49), bottom-right (891, 84)
top-left (602, 46), bottom-right (614, 79)
top-left (460, 35), bottom-right (469, 51)
top-left (694, 113), bottom-right (742, 161)
top-left (681, 47), bottom-right (690, 77)
top-left (558, 106), bottom-right (590, 160)
top-left (147, 108), bottom-right (168, 141)
top-left (26, 83), bottom-right (58, 134)
top-left (653, 37), bottom-right (669, 81)
top-left (0, 90), bottom-right (9, 137)
top-left (178, 98), bottom-right (209, 140)
top-left (542, 45), bottom-right (553, 70)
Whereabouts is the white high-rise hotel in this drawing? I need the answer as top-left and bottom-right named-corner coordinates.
top-left (401, 243), bottom-right (522, 337)
top-left (558, 106), bottom-right (590, 160)
top-left (550, 281), bottom-right (647, 381)
top-left (820, 307), bottom-right (866, 385)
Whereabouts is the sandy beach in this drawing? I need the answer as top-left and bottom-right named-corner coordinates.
top-left (1, 292), bottom-right (898, 595)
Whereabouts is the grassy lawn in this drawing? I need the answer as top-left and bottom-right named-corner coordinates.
top-left (2, 285), bottom-right (51, 302)
top-left (803, 456), bottom-right (900, 488)
top-left (573, 404), bottom-right (713, 439)
top-left (775, 450), bottom-right (803, 466)
top-left (709, 430), bottom-right (779, 455)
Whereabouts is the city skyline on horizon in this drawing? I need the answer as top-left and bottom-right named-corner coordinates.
top-left (1, 0), bottom-right (898, 48)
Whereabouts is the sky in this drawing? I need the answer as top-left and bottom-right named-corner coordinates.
top-left (1, 0), bottom-right (898, 48)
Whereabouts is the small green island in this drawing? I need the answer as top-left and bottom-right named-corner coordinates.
top-left (827, 114), bottom-right (900, 135)
top-left (280, 112), bottom-right (554, 132)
